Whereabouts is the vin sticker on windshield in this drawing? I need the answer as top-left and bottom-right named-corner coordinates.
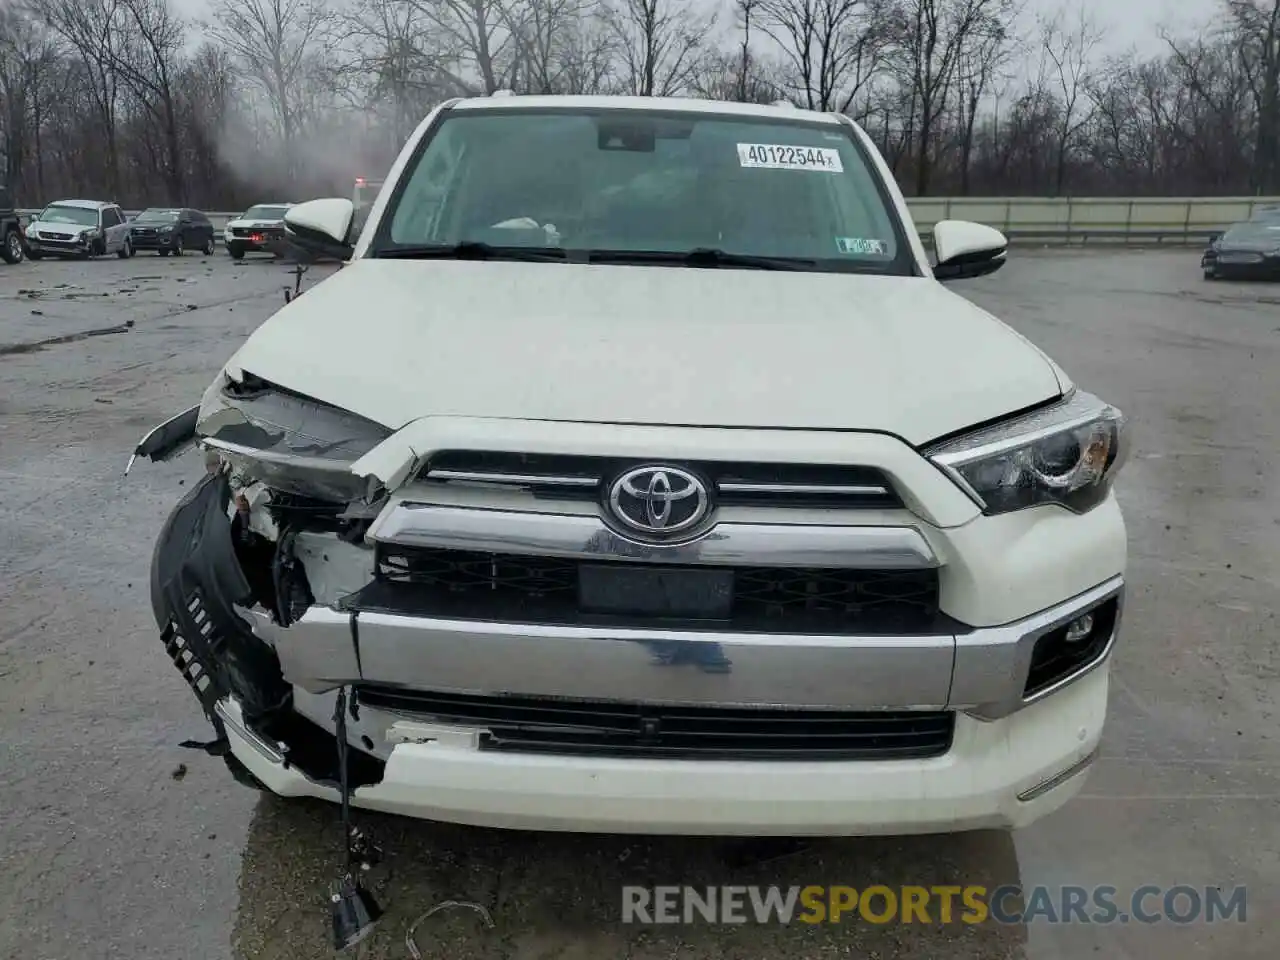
top-left (836, 237), bottom-right (888, 255)
top-left (737, 143), bottom-right (844, 172)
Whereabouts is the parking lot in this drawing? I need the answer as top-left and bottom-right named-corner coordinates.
top-left (1, 247), bottom-right (1277, 960)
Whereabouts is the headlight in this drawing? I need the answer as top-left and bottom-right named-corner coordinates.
top-left (196, 372), bottom-right (392, 502)
top-left (925, 390), bottom-right (1129, 516)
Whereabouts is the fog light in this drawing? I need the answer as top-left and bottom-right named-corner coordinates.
top-left (1064, 613), bottom-right (1094, 643)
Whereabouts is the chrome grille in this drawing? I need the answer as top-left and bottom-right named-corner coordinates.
top-left (419, 451), bottom-right (901, 509)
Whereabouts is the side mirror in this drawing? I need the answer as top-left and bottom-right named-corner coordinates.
top-left (931, 219), bottom-right (1007, 282)
top-left (284, 198), bottom-right (355, 260)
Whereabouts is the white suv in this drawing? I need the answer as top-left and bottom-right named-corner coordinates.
top-left (133, 95), bottom-right (1128, 837)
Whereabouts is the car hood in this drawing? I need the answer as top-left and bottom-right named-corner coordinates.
top-left (29, 219), bottom-right (91, 232)
top-left (223, 259), bottom-right (1065, 446)
top-left (1218, 237), bottom-right (1280, 253)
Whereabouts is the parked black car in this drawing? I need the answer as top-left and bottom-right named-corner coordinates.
top-left (130, 207), bottom-right (217, 256)
top-left (1202, 220), bottom-right (1280, 280)
top-left (1, 185), bottom-right (25, 264)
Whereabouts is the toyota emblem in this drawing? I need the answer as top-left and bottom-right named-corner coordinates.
top-left (607, 466), bottom-right (710, 536)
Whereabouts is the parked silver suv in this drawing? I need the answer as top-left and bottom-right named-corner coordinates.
top-left (25, 199), bottom-right (134, 259)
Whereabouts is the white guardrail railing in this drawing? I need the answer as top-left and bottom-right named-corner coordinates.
top-left (16, 196), bottom-right (1280, 244)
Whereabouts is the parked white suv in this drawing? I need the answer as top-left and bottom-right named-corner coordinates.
top-left (223, 203), bottom-right (293, 258)
top-left (132, 95), bottom-right (1128, 837)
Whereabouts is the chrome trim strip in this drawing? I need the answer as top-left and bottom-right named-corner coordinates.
top-left (215, 698), bottom-right (285, 764)
top-left (246, 577), bottom-right (1125, 714)
top-left (252, 606), bottom-right (958, 710)
top-left (717, 482), bottom-right (890, 496)
top-left (930, 410), bottom-right (1102, 467)
top-left (200, 436), bottom-right (354, 477)
top-left (954, 576), bottom-right (1124, 720)
top-left (428, 469), bottom-right (598, 487)
top-left (1017, 747), bottom-right (1099, 801)
top-left (366, 502), bottom-right (941, 569)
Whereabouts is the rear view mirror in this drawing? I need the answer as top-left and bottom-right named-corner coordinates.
top-left (285, 198), bottom-right (355, 261)
top-left (932, 220), bottom-right (1008, 282)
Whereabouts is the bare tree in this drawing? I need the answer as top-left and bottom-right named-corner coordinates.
top-left (1039, 6), bottom-right (1102, 194)
top-left (341, 0), bottom-right (462, 142)
top-left (412, 0), bottom-right (521, 94)
top-left (3, 0), bottom-right (1280, 210)
top-left (552, 7), bottom-right (618, 92)
top-left (954, 7), bottom-right (1013, 192)
top-left (0, 5), bottom-right (59, 197)
top-left (104, 0), bottom-right (187, 201)
top-left (605, 0), bottom-right (709, 96)
top-left (1225, 0), bottom-right (1280, 192)
top-left (508, 0), bottom-right (605, 94)
top-left (890, 0), bottom-right (1008, 195)
top-left (29, 0), bottom-right (130, 195)
top-left (206, 0), bottom-right (334, 179)
top-left (756, 0), bottom-right (887, 112)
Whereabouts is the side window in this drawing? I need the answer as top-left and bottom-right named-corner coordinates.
top-left (102, 207), bottom-right (121, 227)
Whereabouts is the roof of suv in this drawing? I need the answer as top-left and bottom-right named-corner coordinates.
top-left (448, 94), bottom-right (844, 125)
top-left (45, 199), bottom-right (116, 209)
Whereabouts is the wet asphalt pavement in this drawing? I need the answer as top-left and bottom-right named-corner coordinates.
top-left (0, 247), bottom-right (1277, 960)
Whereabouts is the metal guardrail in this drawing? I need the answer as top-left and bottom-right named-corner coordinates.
top-left (16, 196), bottom-right (1280, 245)
top-left (905, 195), bottom-right (1280, 245)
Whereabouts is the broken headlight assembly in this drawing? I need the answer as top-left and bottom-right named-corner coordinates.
top-left (925, 390), bottom-right (1129, 516)
top-left (197, 372), bottom-right (392, 503)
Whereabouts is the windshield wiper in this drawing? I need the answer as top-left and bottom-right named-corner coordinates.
top-left (376, 241), bottom-right (568, 262)
top-left (584, 247), bottom-right (816, 270)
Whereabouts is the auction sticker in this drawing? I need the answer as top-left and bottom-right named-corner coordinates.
top-left (836, 237), bottom-right (888, 255)
top-left (737, 143), bottom-right (844, 172)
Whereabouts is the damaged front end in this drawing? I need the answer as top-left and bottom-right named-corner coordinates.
top-left (132, 371), bottom-right (396, 791)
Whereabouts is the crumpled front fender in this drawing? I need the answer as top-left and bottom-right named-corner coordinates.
top-left (150, 470), bottom-right (290, 725)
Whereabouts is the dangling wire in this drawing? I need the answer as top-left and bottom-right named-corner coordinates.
top-left (405, 900), bottom-right (495, 960)
top-left (333, 685), bottom-right (353, 871)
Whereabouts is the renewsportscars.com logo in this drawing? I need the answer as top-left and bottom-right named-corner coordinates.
top-left (621, 885), bottom-right (1248, 926)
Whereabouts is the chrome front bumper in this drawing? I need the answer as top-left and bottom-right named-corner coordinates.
top-left (242, 574), bottom-right (1123, 722)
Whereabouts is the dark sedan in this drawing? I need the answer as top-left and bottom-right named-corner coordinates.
top-left (1202, 221), bottom-right (1280, 280)
top-left (130, 207), bottom-right (217, 256)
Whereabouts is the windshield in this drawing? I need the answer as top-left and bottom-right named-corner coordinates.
top-left (137, 209), bottom-right (180, 223)
top-left (372, 108), bottom-right (912, 274)
top-left (39, 204), bottom-right (98, 227)
top-left (244, 205), bottom-right (289, 221)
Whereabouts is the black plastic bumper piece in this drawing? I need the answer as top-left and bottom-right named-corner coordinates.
top-left (150, 470), bottom-right (291, 726)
